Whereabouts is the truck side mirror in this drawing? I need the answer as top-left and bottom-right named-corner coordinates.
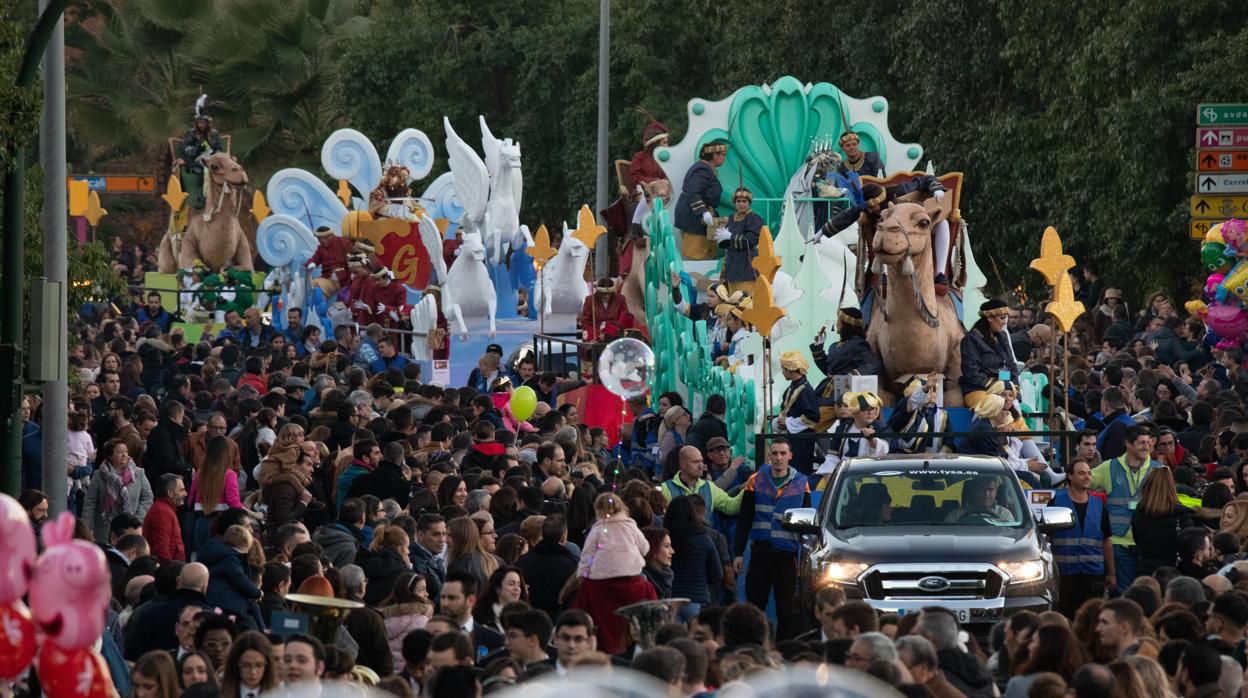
top-left (1037, 506), bottom-right (1075, 535)
top-left (780, 508), bottom-right (820, 534)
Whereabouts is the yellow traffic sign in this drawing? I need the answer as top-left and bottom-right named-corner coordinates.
top-left (1192, 219), bottom-right (1216, 240)
top-left (1191, 195), bottom-right (1248, 218)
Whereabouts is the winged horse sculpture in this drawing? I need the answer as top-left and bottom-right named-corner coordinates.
top-left (443, 116), bottom-right (529, 266)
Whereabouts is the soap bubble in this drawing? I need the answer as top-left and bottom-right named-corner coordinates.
top-left (597, 338), bottom-right (655, 398)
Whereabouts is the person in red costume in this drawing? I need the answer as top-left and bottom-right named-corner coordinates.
top-left (347, 254), bottom-right (375, 307)
top-left (579, 278), bottom-right (634, 343)
top-left (306, 227), bottom-right (354, 295)
top-left (628, 117), bottom-right (670, 191)
top-left (358, 268), bottom-right (408, 327)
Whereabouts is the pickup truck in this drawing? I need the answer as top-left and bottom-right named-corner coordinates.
top-left (781, 454), bottom-right (1075, 635)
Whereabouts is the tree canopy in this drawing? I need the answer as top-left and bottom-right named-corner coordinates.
top-left (52, 0), bottom-right (1248, 301)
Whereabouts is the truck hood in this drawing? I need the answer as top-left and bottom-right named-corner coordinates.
top-left (819, 525), bottom-right (1040, 564)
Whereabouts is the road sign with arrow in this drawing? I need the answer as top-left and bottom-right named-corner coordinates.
top-left (1192, 219), bottom-right (1215, 240)
top-left (1199, 151), bottom-right (1248, 171)
top-left (1198, 128), bottom-right (1248, 149)
top-left (1199, 104), bottom-right (1248, 126)
top-left (1191, 195), bottom-right (1248, 218)
top-left (1197, 173), bottom-right (1248, 194)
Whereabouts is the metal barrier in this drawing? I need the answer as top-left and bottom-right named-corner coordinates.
top-left (533, 332), bottom-right (602, 377)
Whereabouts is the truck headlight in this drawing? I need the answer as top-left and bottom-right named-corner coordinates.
top-left (822, 561), bottom-right (869, 583)
top-left (999, 560), bottom-right (1045, 583)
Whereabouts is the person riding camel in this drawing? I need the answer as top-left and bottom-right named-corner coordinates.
top-left (176, 95), bottom-right (223, 210)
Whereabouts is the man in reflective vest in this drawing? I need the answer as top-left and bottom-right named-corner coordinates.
top-left (1051, 460), bottom-right (1114, 617)
top-left (733, 438), bottom-right (811, 641)
top-left (1091, 424), bottom-right (1161, 593)
top-left (661, 446), bottom-right (742, 522)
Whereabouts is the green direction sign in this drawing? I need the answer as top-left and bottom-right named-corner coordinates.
top-left (1199, 104), bottom-right (1248, 126)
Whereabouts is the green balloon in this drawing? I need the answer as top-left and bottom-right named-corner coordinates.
top-left (509, 386), bottom-right (538, 422)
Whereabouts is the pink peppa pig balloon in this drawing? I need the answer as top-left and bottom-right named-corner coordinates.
top-left (29, 513), bottom-right (110, 651)
top-left (0, 494), bottom-right (37, 679)
top-left (0, 493), bottom-right (36, 604)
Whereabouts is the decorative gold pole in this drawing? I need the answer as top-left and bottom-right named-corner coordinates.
top-left (530, 224), bottom-right (558, 337)
top-left (1028, 226), bottom-right (1084, 462)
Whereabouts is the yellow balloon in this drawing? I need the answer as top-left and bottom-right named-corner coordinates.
top-left (1206, 222), bottom-right (1225, 245)
top-left (509, 386), bottom-right (538, 422)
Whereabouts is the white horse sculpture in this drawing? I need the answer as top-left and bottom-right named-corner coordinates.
top-left (444, 231), bottom-right (498, 338)
top-left (444, 116), bottom-right (528, 266)
top-left (536, 222), bottom-right (592, 317)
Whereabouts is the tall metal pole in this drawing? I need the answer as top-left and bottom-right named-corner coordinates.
top-left (593, 0), bottom-right (610, 280)
top-left (40, 0), bottom-right (68, 515)
top-left (0, 0), bottom-right (71, 497)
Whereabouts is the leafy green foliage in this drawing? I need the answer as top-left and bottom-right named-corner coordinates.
top-left (64, 0), bottom-right (1248, 303)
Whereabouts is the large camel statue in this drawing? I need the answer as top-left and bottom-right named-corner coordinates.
top-left (867, 202), bottom-right (964, 406)
top-left (158, 152), bottom-right (254, 273)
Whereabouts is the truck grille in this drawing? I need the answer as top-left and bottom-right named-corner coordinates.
top-left (861, 564), bottom-right (1004, 601)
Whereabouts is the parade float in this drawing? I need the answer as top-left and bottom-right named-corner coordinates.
top-left (640, 76), bottom-right (992, 444)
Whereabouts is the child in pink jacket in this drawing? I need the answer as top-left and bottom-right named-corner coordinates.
top-left (577, 493), bottom-right (649, 579)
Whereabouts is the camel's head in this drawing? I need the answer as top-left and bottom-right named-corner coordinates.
top-left (461, 232), bottom-right (486, 262)
top-left (205, 153), bottom-right (248, 189)
top-left (872, 202), bottom-right (931, 265)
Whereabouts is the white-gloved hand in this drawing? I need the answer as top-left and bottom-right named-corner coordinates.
top-left (702, 211), bottom-right (714, 226)
top-left (933, 189), bottom-right (946, 201)
top-left (376, 302), bottom-right (385, 313)
top-left (714, 227), bottom-right (732, 242)
top-left (784, 416), bottom-right (811, 433)
top-left (352, 300), bottom-right (368, 310)
top-left (306, 261), bottom-right (316, 269)
top-left (388, 310), bottom-right (400, 322)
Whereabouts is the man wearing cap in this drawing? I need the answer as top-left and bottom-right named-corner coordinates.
top-left (284, 376), bottom-right (311, 417)
top-left (774, 352), bottom-right (821, 475)
top-left (629, 117), bottom-right (670, 190)
top-left (579, 279), bottom-right (621, 344)
top-left (675, 141), bottom-right (728, 261)
top-left (836, 132), bottom-right (885, 178)
top-left (713, 186), bottom-right (764, 296)
top-left (307, 227), bottom-right (354, 294)
top-left (706, 436), bottom-right (753, 492)
top-left (959, 299), bottom-right (1019, 408)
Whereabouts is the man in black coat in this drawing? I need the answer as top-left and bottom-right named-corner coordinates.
top-left (124, 562), bottom-right (211, 660)
top-left (347, 441), bottom-right (412, 508)
top-left (674, 142), bottom-right (727, 261)
top-left (144, 400), bottom-right (189, 483)
top-left (515, 515), bottom-right (579, 620)
top-left (685, 395), bottom-right (729, 455)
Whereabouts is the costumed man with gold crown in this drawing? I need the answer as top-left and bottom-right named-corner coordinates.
top-left (369, 164), bottom-right (415, 218)
top-left (836, 131), bottom-right (884, 178)
top-left (675, 141), bottom-right (728, 260)
top-left (774, 352), bottom-right (821, 475)
top-left (714, 186), bottom-right (764, 297)
top-left (307, 226), bottom-right (354, 296)
top-left (886, 373), bottom-right (949, 454)
top-left (810, 307), bottom-right (882, 431)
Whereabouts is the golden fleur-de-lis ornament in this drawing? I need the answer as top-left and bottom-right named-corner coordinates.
top-left (739, 274), bottom-right (787, 337)
top-left (1028, 226), bottom-right (1076, 286)
top-left (751, 225), bottom-right (782, 283)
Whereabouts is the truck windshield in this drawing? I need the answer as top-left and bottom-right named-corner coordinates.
top-left (830, 469), bottom-right (1026, 528)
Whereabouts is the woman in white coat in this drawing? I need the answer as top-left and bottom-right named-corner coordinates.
top-left (82, 438), bottom-right (154, 543)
